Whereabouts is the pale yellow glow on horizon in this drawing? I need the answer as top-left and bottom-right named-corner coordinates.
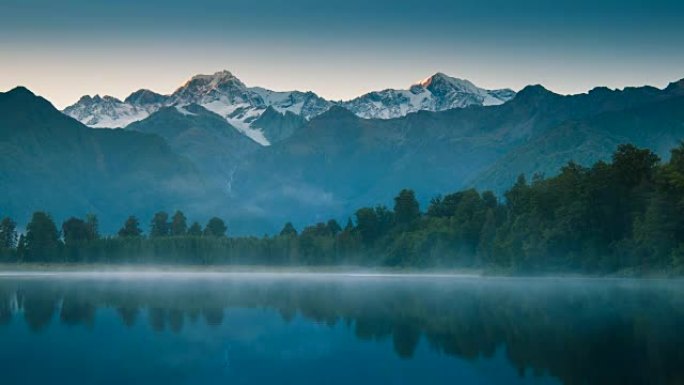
top-left (1, 41), bottom-right (681, 109)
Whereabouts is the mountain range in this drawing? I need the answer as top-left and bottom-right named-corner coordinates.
top-left (125, 104), bottom-right (260, 187)
top-left (2, 73), bottom-right (684, 234)
top-left (0, 87), bottom-right (212, 232)
top-left (228, 80), bottom-right (684, 229)
top-left (63, 71), bottom-right (516, 145)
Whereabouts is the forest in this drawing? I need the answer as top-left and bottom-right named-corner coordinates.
top-left (1, 143), bottom-right (683, 275)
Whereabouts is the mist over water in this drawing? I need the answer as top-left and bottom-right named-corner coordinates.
top-left (0, 273), bottom-right (681, 384)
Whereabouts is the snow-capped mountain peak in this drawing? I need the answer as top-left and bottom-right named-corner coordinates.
top-left (416, 72), bottom-right (481, 94)
top-left (63, 94), bottom-right (152, 128)
top-left (186, 69), bottom-right (238, 85)
top-left (76, 94), bottom-right (123, 104)
top-left (124, 89), bottom-right (167, 106)
top-left (341, 72), bottom-right (516, 119)
top-left (249, 87), bottom-right (332, 120)
top-left (63, 70), bottom-right (515, 144)
top-left (173, 70), bottom-right (248, 100)
top-left (417, 72), bottom-right (466, 88)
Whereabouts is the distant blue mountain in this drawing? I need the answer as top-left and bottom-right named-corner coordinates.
top-left (2, 78), bottom-right (683, 234)
top-left (0, 87), bottom-right (209, 232)
top-left (228, 79), bottom-right (684, 231)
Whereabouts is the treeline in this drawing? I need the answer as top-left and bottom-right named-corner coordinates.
top-left (1, 143), bottom-right (684, 274)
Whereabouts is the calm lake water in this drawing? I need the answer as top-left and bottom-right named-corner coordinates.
top-left (0, 272), bottom-right (681, 385)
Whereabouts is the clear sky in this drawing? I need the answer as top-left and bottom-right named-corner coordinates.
top-left (1, 0), bottom-right (683, 108)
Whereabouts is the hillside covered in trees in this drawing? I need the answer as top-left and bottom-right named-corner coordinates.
top-left (1, 143), bottom-right (684, 275)
top-left (3, 80), bottom-right (684, 235)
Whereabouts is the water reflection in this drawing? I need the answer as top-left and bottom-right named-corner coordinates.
top-left (0, 275), bottom-right (682, 385)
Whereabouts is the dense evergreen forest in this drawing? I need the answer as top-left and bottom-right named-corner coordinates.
top-left (1, 143), bottom-right (684, 275)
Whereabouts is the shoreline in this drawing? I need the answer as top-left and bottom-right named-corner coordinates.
top-left (0, 263), bottom-right (482, 277)
top-left (0, 263), bottom-right (680, 280)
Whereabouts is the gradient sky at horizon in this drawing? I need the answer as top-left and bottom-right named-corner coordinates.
top-left (1, 0), bottom-right (683, 108)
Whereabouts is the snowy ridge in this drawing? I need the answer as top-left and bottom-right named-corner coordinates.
top-left (250, 87), bottom-right (332, 120)
top-left (62, 95), bottom-right (157, 128)
top-left (340, 73), bottom-right (516, 119)
top-left (63, 71), bottom-right (516, 145)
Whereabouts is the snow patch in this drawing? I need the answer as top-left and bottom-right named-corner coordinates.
top-left (175, 105), bottom-right (197, 116)
top-left (226, 117), bottom-right (270, 146)
top-left (62, 70), bottom-right (515, 140)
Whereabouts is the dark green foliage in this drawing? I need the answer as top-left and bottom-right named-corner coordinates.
top-left (393, 189), bottom-right (420, 228)
top-left (16, 235), bottom-right (26, 256)
top-left (118, 216), bottom-right (143, 238)
top-left (3, 143), bottom-right (684, 274)
top-left (427, 192), bottom-right (466, 218)
top-left (280, 222), bottom-right (297, 237)
top-left (0, 216), bottom-right (17, 261)
top-left (0, 217), bottom-right (17, 249)
top-left (353, 208), bottom-right (375, 245)
top-left (85, 214), bottom-right (99, 241)
top-left (62, 217), bottom-right (90, 246)
top-left (171, 211), bottom-right (188, 236)
top-left (62, 215), bottom-right (99, 262)
top-left (24, 212), bottom-right (60, 262)
top-left (326, 219), bottom-right (342, 236)
top-left (150, 212), bottom-right (170, 238)
top-left (204, 217), bottom-right (227, 237)
top-left (187, 222), bottom-right (203, 236)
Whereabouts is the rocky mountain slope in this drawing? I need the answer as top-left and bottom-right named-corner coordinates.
top-left (63, 71), bottom-right (515, 145)
top-left (5, 77), bottom-right (683, 234)
top-left (0, 87), bottom-right (210, 231)
top-left (340, 72), bottom-right (515, 119)
top-left (126, 104), bottom-right (261, 190)
top-left (227, 79), bottom-right (684, 231)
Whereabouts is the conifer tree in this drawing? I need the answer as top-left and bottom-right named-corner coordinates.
top-left (150, 212), bottom-right (170, 237)
top-left (171, 211), bottom-right (188, 236)
top-left (118, 216), bottom-right (143, 238)
top-left (204, 217), bottom-right (227, 237)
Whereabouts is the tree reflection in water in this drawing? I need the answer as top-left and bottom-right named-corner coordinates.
top-left (0, 276), bottom-right (681, 385)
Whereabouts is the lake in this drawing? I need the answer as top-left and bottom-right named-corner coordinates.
top-left (0, 272), bottom-right (681, 384)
